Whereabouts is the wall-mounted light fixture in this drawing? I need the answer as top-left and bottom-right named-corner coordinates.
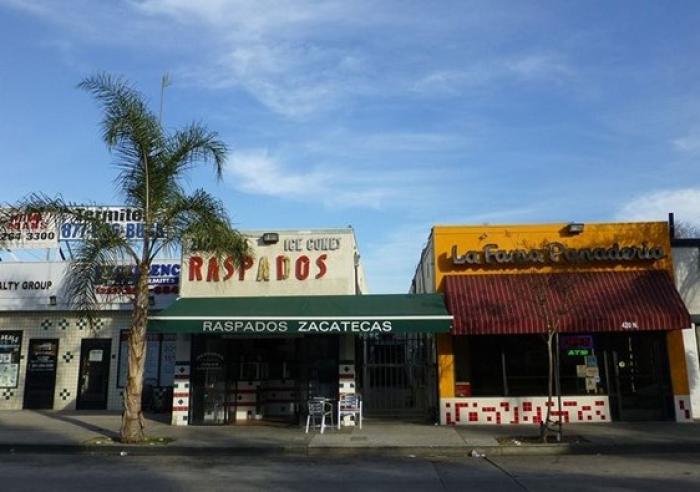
top-left (565, 223), bottom-right (585, 235)
top-left (49, 296), bottom-right (57, 306)
top-left (149, 296), bottom-right (155, 307)
top-left (261, 232), bottom-right (279, 244)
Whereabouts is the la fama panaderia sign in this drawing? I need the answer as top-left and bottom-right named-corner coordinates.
top-left (202, 319), bottom-right (394, 334)
top-left (451, 242), bottom-right (666, 266)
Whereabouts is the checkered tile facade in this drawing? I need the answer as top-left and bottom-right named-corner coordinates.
top-left (441, 396), bottom-right (612, 425)
top-left (0, 312), bottom-right (130, 411)
top-left (170, 334), bottom-right (192, 426)
top-left (675, 395), bottom-right (693, 422)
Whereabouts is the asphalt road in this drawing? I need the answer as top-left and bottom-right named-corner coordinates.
top-left (1, 453), bottom-right (699, 491)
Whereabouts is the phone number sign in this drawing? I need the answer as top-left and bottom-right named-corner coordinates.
top-left (59, 207), bottom-right (165, 241)
top-left (0, 212), bottom-right (57, 249)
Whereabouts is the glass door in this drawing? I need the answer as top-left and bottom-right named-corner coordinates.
top-left (190, 336), bottom-right (227, 425)
top-left (23, 339), bottom-right (59, 409)
top-left (76, 338), bottom-right (112, 410)
top-left (605, 333), bottom-right (673, 421)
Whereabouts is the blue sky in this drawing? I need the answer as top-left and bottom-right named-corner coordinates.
top-left (1, 1), bottom-right (700, 293)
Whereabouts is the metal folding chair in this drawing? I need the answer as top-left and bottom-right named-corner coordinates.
top-left (337, 394), bottom-right (362, 430)
top-left (305, 398), bottom-right (333, 434)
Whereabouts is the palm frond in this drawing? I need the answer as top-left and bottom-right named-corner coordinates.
top-left (151, 189), bottom-right (250, 263)
top-left (66, 222), bottom-right (139, 317)
top-left (144, 124), bottom-right (228, 215)
top-left (165, 123), bottom-right (228, 180)
top-left (1, 194), bottom-right (99, 248)
top-left (78, 73), bottom-right (165, 210)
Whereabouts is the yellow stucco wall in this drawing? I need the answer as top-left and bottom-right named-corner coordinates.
top-left (432, 222), bottom-right (673, 291)
top-left (667, 330), bottom-right (690, 394)
top-left (437, 333), bottom-right (455, 398)
top-left (428, 221), bottom-right (690, 400)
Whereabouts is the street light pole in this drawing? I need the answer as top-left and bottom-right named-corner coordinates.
top-left (159, 72), bottom-right (171, 123)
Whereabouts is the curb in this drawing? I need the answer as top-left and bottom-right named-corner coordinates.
top-left (0, 443), bottom-right (308, 457)
top-left (470, 441), bottom-right (700, 457)
top-left (2, 442), bottom-right (700, 458)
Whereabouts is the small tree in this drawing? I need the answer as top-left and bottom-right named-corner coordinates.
top-left (504, 238), bottom-right (580, 443)
top-left (1, 74), bottom-right (249, 442)
top-left (521, 272), bottom-right (578, 442)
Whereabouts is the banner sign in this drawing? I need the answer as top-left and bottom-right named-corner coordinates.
top-left (0, 261), bottom-right (179, 310)
top-left (59, 207), bottom-right (165, 241)
top-left (1, 206), bottom-right (164, 249)
top-left (95, 262), bottom-right (180, 297)
top-left (0, 211), bottom-right (58, 249)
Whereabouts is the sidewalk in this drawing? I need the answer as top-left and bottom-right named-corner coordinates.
top-left (0, 411), bottom-right (699, 457)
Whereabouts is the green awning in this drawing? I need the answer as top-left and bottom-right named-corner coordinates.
top-left (149, 294), bottom-right (452, 335)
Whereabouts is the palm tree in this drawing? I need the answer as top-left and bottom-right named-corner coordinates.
top-left (3, 74), bottom-right (249, 442)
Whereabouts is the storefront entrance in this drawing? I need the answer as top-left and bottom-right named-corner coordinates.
top-left (23, 339), bottom-right (59, 410)
top-left (76, 339), bottom-right (112, 410)
top-left (360, 334), bottom-right (436, 420)
top-left (601, 332), bottom-right (674, 421)
top-left (190, 335), bottom-right (339, 425)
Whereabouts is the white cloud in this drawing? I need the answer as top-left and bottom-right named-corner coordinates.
top-left (225, 149), bottom-right (396, 209)
top-left (301, 129), bottom-right (471, 156)
top-left (131, 0), bottom-right (368, 117)
top-left (504, 54), bottom-right (572, 80)
top-left (226, 149), bottom-right (327, 197)
top-left (672, 130), bottom-right (700, 155)
top-left (412, 53), bottom-right (573, 95)
top-left (615, 188), bottom-right (700, 226)
top-left (2, 1), bottom-right (573, 117)
top-left (193, 43), bottom-right (359, 117)
top-left (131, 0), bottom-right (346, 32)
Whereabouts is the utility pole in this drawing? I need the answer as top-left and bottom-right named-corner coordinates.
top-left (159, 72), bottom-right (172, 123)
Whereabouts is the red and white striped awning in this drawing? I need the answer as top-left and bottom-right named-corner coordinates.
top-left (444, 270), bottom-right (691, 335)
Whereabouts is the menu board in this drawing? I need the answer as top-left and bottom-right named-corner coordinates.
top-left (0, 331), bottom-right (22, 387)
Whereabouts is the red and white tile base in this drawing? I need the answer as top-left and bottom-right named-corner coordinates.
top-left (440, 396), bottom-right (611, 425)
top-left (674, 395), bottom-right (693, 422)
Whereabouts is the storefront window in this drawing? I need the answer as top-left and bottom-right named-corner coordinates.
top-left (117, 331), bottom-right (176, 387)
top-left (459, 334), bottom-right (606, 397)
top-left (465, 336), bottom-right (504, 396)
top-left (504, 336), bottom-right (548, 396)
top-left (0, 331), bottom-right (22, 388)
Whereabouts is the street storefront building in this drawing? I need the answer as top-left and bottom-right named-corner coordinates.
top-left (149, 229), bottom-right (452, 426)
top-left (0, 260), bottom-right (179, 411)
top-left (411, 221), bottom-right (694, 425)
top-left (670, 223), bottom-right (700, 419)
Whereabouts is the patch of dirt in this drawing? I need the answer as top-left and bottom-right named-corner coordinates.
top-left (83, 436), bottom-right (175, 446)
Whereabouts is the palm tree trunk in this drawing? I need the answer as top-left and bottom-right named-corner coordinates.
top-left (120, 266), bottom-right (149, 443)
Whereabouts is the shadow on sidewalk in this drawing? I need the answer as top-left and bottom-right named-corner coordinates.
top-left (34, 411), bottom-right (120, 440)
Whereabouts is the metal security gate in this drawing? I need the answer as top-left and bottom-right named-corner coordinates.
top-left (360, 334), bottom-right (436, 420)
